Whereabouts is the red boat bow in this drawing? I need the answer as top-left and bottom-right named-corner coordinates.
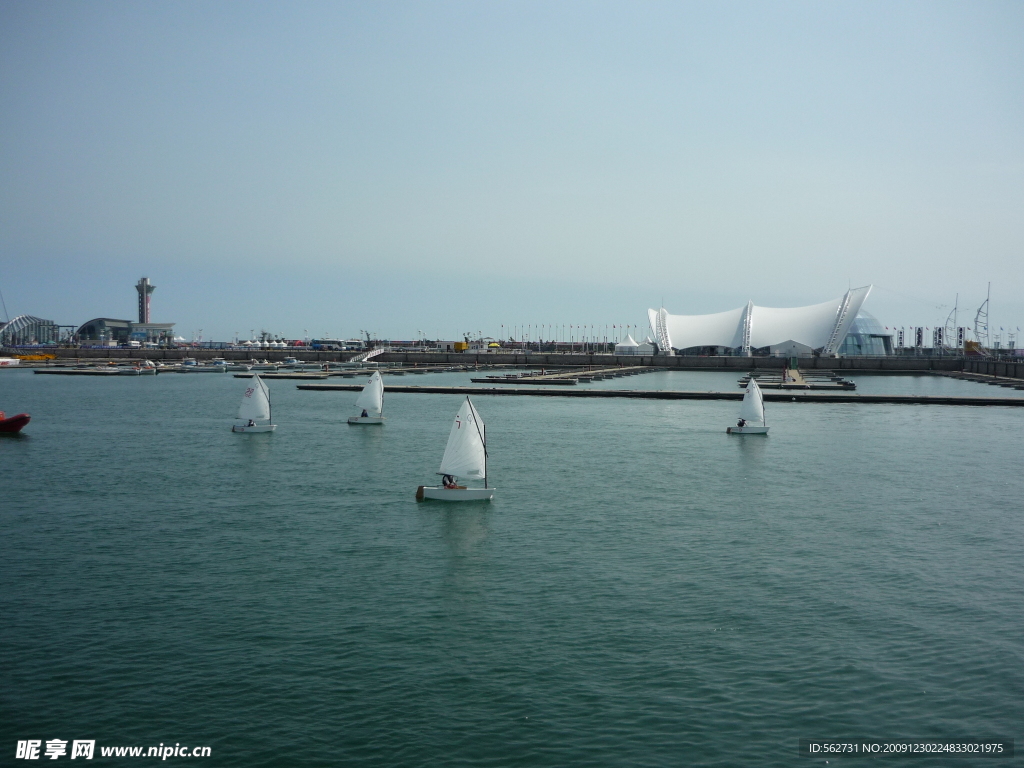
top-left (0, 411), bottom-right (31, 433)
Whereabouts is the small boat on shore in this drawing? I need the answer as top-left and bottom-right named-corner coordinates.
top-left (416, 397), bottom-right (494, 501)
top-left (727, 378), bottom-right (770, 435)
top-left (231, 375), bottom-right (276, 433)
top-left (348, 371), bottom-right (385, 424)
top-left (0, 411), bottom-right (31, 434)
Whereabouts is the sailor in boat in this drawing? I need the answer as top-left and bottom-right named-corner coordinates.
top-left (247, 419), bottom-right (256, 427)
top-left (361, 409), bottom-right (368, 418)
top-left (442, 474), bottom-right (460, 489)
top-left (737, 418), bottom-right (746, 428)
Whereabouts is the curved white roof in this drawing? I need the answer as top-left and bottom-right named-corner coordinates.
top-left (650, 286), bottom-right (871, 354)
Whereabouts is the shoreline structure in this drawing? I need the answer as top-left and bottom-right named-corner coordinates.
top-left (4, 348), bottom-right (1022, 380)
top-left (7, 350), bottom-right (1023, 406)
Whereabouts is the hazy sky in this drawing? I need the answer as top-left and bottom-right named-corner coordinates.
top-left (1, 1), bottom-right (1022, 341)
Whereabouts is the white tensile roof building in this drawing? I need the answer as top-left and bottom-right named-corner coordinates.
top-left (648, 286), bottom-right (872, 356)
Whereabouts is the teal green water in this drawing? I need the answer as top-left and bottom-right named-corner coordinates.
top-left (2, 370), bottom-right (1022, 766)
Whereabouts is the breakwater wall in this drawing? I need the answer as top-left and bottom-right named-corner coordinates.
top-left (298, 383), bottom-right (1024, 406)
top-left (372, 352), bottom-right (967, 373)
top-left (2, 348), bottom-right (359, 363)
top-left (962, 359), bottom-right (1024, 379)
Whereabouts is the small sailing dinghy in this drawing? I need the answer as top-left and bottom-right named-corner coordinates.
top-left (347, 371), bottom-right (385, 424)
top-left (416, 396), bottom-right (494, 501)
top-left (231, 375), bottom-right (277, 433)
top-left (727, 377), bottom-right (769, 435)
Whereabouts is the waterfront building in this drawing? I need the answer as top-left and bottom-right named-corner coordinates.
top-left (836, 311), bottom-right (894, 356)
top-left (76, 318), bottom-right (132, 344)
top-left (0, 315), bottom-right (61, 346)
top-left (76, 318), bottom-right (175, 345)
top-left (648, 286), bottom-right (880, 356)
top-left (76, 277), bottom-right (175, 345)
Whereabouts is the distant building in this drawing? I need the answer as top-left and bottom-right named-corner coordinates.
top-left (0, 315), bottom-right (60, 345)
top-left (76, 277), bottom-right (175, 345)
top-left (648, 286), bottom-right (884, 356)
top-left (836, 312), bottom-right (893, 356)
top-left (76, 318), bottom-right (132, 344)
top-left (76, 318), bottom-right (175, 345)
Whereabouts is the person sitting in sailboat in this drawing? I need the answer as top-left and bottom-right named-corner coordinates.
top-left (247, 419), bottom-right (256, 427)
top-left (737, 418), bottom-right (746, 428)
top-left (443, 474), bottom-right (457, 489)
top-left (361, 409), bottom-right (368, 418)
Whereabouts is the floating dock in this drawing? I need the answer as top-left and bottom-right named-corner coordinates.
top-left (740, 369), bottom-right (857, 390)
top-left (470, 365), bottom-right (653, 385)
top-left (33, 367), bottom-right (157, 376)
top-left (296, 383), bottom-right (1024, 406)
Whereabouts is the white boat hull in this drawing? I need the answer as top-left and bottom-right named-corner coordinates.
top-left (416, 486), bottom-right (494, 501)
top-left (727, 426), bottom-right (770, 434)
top-left (232, 424), bottom-right (277, 433)
top-left (347, 416), bottom-right (385, 424)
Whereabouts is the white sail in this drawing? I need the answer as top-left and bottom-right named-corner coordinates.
top-left (237, 375), bottom-right (271, 423)
top-left (354, 371), bottom-right (384, 416)
top-left (738, 378), bottom-right (765, 425)
top-left (438, 397), bottom-right (486, 479)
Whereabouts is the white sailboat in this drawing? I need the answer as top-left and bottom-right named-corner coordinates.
top-left (416, 397), bottom-right (494, 501)
top-left (347, 370), bottom-right (385, 424)
top-left (727, 377), bottom-right (769, 435)
top-left (231, 375), bottom-right (277, 433)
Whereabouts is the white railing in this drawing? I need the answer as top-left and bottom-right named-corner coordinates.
top-left (349, 346), bottom-right (388, 363)
top-left (741, 301), bottom-right (753, 357)
top-left (655, 308), bottom-right (673, 354)
top-left (822, 291), bottom-right (854, 356)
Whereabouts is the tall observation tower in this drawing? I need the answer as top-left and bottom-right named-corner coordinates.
top-left (136, 277), bottom-right (155, 324)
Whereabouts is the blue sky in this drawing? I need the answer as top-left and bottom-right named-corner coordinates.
top-left (1, 1), bottom-right (1022, 341)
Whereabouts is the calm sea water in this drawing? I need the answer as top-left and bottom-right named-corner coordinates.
top-left (2, 369), bottom-right (1022, 766)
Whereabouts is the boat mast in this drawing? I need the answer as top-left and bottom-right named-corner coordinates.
top-left (262, 376), bottom-right (271, 425)
top-left (483, 424), bottom-right (488, 489)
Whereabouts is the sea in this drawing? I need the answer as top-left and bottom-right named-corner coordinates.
top-left (2, 368), bottom-right (1022, 766)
